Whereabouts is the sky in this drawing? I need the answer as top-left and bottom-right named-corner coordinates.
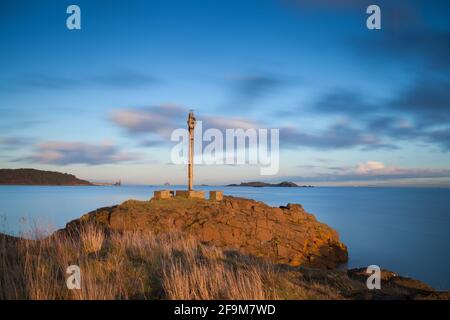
top-left (1, 0), bottom-right (450, 186)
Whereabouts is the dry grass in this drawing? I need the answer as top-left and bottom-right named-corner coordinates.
top-left (80, 224), bottom-right (105, 254)
top-left (0, 225), bottom-right (343, 300)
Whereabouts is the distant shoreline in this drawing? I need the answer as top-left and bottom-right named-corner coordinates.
top-left (0, 168), bottom-right (93, 186)
top-left (0, 168), bottom-right (125, 187)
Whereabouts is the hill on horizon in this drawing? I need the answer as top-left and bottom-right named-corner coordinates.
top-left (0, 168), bottom-right (92, 186)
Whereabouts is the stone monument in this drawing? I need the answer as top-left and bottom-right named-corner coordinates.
top-left (154, 110), bottom-right (222, 201)
top-left (175, 111), bottom-right (205, 199)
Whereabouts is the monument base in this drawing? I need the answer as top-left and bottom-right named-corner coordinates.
top-left (209, 190), bottom-right (223, 201)
top-left (153, 190), bottom-right (173, 200)
top-left (175, 190), bottom-right (205, 199)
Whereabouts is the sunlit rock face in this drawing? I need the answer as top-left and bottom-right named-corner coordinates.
top-left (67, 196), bottom-right (348, 269)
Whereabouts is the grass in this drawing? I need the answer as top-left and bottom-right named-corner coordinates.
top-left (0, 224), bottom-right (344, 300)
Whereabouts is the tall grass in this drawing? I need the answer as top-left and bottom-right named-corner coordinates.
top-left (0, 224), bottom-right (341, 300)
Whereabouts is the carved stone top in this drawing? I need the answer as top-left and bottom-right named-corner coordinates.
top-left (187, 111), bottom-right (196, 130)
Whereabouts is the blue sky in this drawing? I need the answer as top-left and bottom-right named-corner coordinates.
top-left (1, 0), bottom-right (450, 186)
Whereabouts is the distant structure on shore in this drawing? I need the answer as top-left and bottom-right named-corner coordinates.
top-left (154, 111), bottom-right (223, 201)
top-left (93, 180), bottom-right (121, 186)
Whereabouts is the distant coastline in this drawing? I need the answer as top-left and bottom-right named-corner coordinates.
top-left (0, 168), bottom-right (93, 186)
top-left (227, 181), bottom-right (314, 188)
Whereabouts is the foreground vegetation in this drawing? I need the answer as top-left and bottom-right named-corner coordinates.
top-left (0, 225), bottom-right (343, 300)
top-left (1, 223), bottom-right (447, 300)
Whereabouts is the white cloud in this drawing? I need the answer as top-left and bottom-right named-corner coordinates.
top-left (355, 161), bottom-right (386, 174)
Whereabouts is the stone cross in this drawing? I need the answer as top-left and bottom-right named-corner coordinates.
top-left (187, 111), bottom-right (196, 191)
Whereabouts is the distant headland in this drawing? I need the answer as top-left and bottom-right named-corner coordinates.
top-left (227, 181), bottom-right (314, 188)
top-left (0, 168), bottom-right (93, 186)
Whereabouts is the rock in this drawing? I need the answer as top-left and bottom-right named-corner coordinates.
top-left (295, 266), bottom-right (450, 300)
top-left (346, 268), bottom-right (450, 300)
top-left (65, 196), bottom-right (348, 269)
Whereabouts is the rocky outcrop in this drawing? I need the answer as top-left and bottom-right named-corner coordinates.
top-left (65, 196), bottom-right (348, 269)
top-left (293, 266), bottom-right (450, 300)
top-left (346, 268), bottom-right (450, 300)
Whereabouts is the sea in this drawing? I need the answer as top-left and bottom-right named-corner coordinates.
top-left (0, 185), bottom-right (449, 290)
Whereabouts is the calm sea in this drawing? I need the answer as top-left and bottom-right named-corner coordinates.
top-left (1, 185), bottom-right (449, 290)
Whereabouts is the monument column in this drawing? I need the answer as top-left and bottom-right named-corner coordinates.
top-left (154, 111), bottom-right (216, 201)
top-left (187, 111), bottom-right (196, 191)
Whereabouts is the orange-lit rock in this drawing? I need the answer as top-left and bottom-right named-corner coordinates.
top-left (67, 196), bottom-right (348, 269)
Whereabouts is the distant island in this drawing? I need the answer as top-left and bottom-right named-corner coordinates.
top-left (0, 168), bottom-right (93, 186)
top-left (227, 181), bottom-right (314, 188)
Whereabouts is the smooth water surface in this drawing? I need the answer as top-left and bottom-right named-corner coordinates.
top-left (1, 185), bottom-right (449, 289)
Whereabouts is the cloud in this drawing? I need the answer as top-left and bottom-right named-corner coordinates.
top-left (111, 105), bottom-right (262, 141)
top-left (112, 104), bottom-right (402, 151)
top-left (234, 74), bottom-right (282, 100)
top-left (0, 137), bottom-right (33, 150)
top-left (89, 70), bottom-right (158, 88)
top-left (389, 76), bottom-right (450, 124)
top-left (422, 128), bottom-right (450, 151)
top-left (280, 123), bottom-right (394, 150)
top-left (9, 70), bottom-right (157, 91)
top-left (139, 139), bottom-right (166, 147)
top-left (223, 73), bottom-right (287, 110)
top-left (110, 104), bottom-right (185, 137)
top-left (19, 141), bottom-right (141, 165)
top-left (359, 30), bottom-right (450, 73)
top-left (110, 97), bottom-right (446, 153)
top-left (17, 75), bottom-right (80, 90)
top-left (308, 74), bottom-right (450, 151)
top-left (202, 116), bottom-right (260, 131)
top-left (355, 161), bottom-right (385, 174)
top-left (292, 161), bottom-right (450, 182)
top-left (311, 90), bottom-right (376, 118)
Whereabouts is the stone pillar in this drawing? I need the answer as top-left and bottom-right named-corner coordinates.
top-left (187, 111), bottom-right (196, 191)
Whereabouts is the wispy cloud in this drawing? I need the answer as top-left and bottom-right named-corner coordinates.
top-left (292, 161), bottom-right (450, 182)
top-left (17, 141), bottom-right (141, 165)
top-left (280, 123), bottom-right (394, 150)
top-left (222, 72), bottom-right (288, 111)
top-left (305, 74), bottom-right (450, 151)
top-left (110, 104), bottom-right (262, 140)
top-left (111, 104), bottom-right (403, 152)
top-left (8, 70), bottom-right (157, 91)
top-left (110, 104), bottom-right (186, 137)
top-left (389, 76), bottom-right (450, 125)
top-left (0, 136), bottom-right (34, 150)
